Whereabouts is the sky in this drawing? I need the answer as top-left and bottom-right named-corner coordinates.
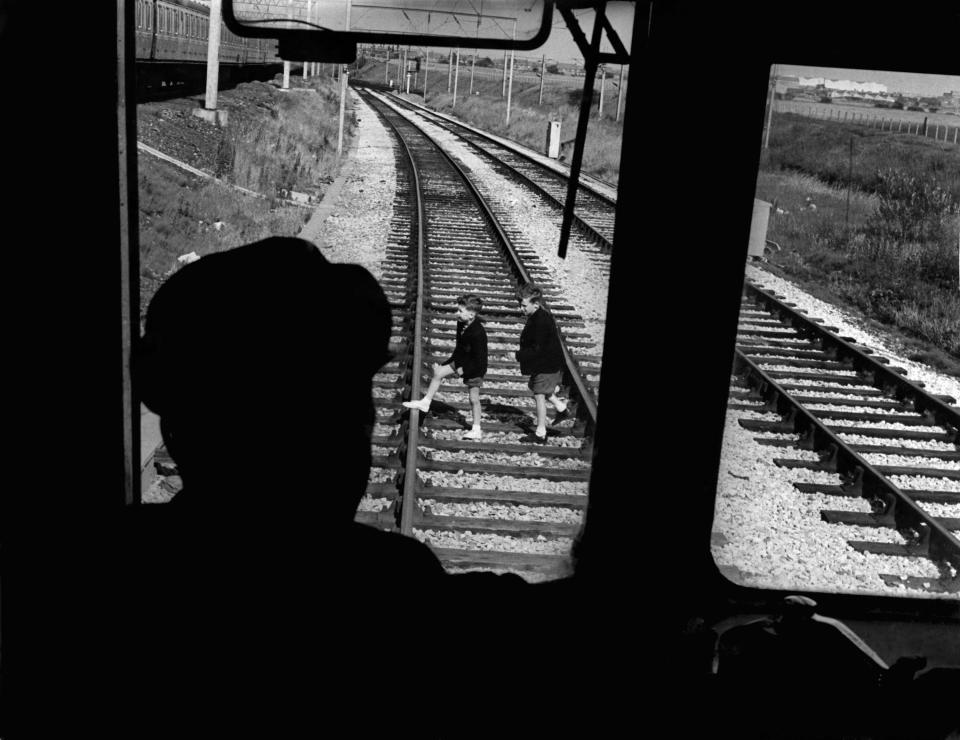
top-left (777, 64), bottom-right (960, 98)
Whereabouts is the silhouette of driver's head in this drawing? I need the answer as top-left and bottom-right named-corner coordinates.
top-left (134, 237), bottom-right (391, 524)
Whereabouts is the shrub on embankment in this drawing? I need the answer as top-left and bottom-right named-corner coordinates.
top-left (138, 154), bottom-right (310, 320)
top-left (757, 168), bottom-right (960, 370)
top-left (765, 113), bottom-right (960, 204)
top-left (221, 77), bottom-right (357, 196)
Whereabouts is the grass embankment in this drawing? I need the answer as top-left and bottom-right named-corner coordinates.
top-left (138, 75), bottom-right (355, 317)
top-left (221, 76), bottom-right (356, 194)
top-left (138, 155), bottom-right (310, 319)
top-left (757, 113), bottom-right (960, 373)
top-left (355, 59), bottom-right (624, 184)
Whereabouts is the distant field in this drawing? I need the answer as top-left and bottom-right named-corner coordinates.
top-left (755, 112), bottom-right (960, 371)
top-left (775, 99), bottom-right (960, 140)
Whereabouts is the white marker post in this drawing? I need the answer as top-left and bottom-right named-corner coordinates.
top-left (193, 0), bottom-right (227, 126)
top-left (505, 20), bottom-right (516, 125)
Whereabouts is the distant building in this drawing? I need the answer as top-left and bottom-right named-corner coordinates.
top-left (939, 91), bottom-right (960, 110)
top-left (797, 76), bottom-right (888, 94)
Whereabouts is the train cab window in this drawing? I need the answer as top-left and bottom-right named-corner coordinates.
top-left (713, 63), bottom-right (960, 601)
top-left (133, 5), bottom-right (634, 584)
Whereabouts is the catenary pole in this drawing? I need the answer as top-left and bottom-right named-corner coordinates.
top-left (763, 63), bottom-right (777, 148)
top-left (447, 49), bottom-right (453, 92)
top-left (337, 0), bottom-right (351, 156)
top-left (203, 0), bottom-right (223, 111)
top-left (423, 49), bottom-right (429, 102)
top-left (501, 49), bottom-right (508, 96)
top-left (453, 48), bottom-right (460, 106)
top-left (505, 22), bottom-right (516, 125)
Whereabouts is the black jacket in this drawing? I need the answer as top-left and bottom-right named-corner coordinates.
top-left (516, 307), bottom-right (564, 375)
top-left (444, 319), bottom-right (488, 380)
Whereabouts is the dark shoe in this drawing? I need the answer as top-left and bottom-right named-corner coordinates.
top-left (519, 432), bottom-right (548, 444)
top-left (552, 408), bottom-right (571, 423)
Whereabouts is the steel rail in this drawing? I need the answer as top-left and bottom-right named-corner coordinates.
top-left (745, 281), bottom-right (960, 436)
top-left (373, 111), bottom-right (426, 537)
top-left (384, 95), bottom-right (614, 254)
top-left (369, 90), bottom-right (599, 435)
top-left (382, 87), bottom-right (616, 254)
top-left (734, 350), bottom-right (960, 570)
top-left (382, 89), bottom-right (618, 207)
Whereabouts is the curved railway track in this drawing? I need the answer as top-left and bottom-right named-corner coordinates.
top-left (366, 87), bottom-right (617, 265)
top-left (355, 88), bottom-right (600, 581)
top-left (728, 280), bottom-right (960, 595)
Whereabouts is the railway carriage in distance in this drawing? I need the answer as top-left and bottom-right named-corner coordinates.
top-left (134, 0), bottom-right (279, 83)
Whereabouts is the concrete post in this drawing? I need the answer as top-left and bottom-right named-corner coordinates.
top-left (447, 50), bottom-right (453, 93)
top-left (385, 49), bottom-right (389, 84)
top-left (282, 60), bottom-right (291, 90)
top-left (193, 0), bottom-right (227, 126)
top-left (470, 52), bottom-right (476, 96)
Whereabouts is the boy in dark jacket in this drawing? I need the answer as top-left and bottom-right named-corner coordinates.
top-left (516, 284), bottom-right (569, 443)
top-left (404, 294), bottom-right (488, 440)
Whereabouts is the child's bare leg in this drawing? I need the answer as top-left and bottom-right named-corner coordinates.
top-left (534, 394), bottom-right (548, 436)
top-left (404, 363), bottom-right (455, 410)
top-left (469, 386), bottom-right (482, 429)
top-left (463, 386), bottom-right (483, 439)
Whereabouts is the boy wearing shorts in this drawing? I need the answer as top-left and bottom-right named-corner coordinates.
top-left (403, 295), bottom-right (488, 440)
top-left (516, 284), bottom-right (569, 444)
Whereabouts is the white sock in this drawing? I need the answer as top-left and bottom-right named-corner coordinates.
top-left (536, 426), bottom-right (546, 437)
top-left (472, 423), bottom-right (481, 431)
top-left (554, 399), bottom-right (567, 412)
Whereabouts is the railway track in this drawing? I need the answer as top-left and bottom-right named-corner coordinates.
top-left (728, 280), bottom-right (960, 595)
top-left (355, 88), bottom-right (600, 581)
top-left (368, 88), bottom-right (617, 267)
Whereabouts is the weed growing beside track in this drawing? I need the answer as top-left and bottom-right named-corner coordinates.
top-left (755, 113), bottom-right (960, 372)
top-left (137, 74), bottom-right (354, 318)
top-left (138, 155), bottom-right (310, 321)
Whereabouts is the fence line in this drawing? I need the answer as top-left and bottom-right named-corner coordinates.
top-left (774, 99), bottom-right (960, 146)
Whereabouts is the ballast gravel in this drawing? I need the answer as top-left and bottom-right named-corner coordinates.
top-left (713, 409), bottom-right (955, 598)
top-left (299, 91), bottom-right (395, 283)
top-left (424, 429), bottom-right (582, 448)
top-left (419, 447), bottom-right (590, 470)
top-left (836, 433), bottom-right (958, 452)
top-left (745, 266), bottom-right (960, 403)
top-left (413, 528), bottom-right (575, 555)
top-left (372, 92), bottom-right (609, 360)
top-left (421, 499), bottom-right (584, 524)
top-left (357, 496), bottom-right (392, 512)
top-left (419, 470), bottom-right (588, 495)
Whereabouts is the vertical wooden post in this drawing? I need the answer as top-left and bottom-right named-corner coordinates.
top-left (282, 61), bottom-right (290, 90)
top-left (954, 126), bottom-right (958, 144)
top-left (616, 64), bottom-right (625, 121)
top-left (539, 54), bottom-right (545, 105)
top-left (385, 48), bottom-right (389, 85)
top-left (453, 48), bottom-right (460, 106)
top-left (448, 49), bottom-right (453, 92)
top-left (922, 116), bottom-right (928, 136)
top-left (337, 1), bottom-right (351, 156)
